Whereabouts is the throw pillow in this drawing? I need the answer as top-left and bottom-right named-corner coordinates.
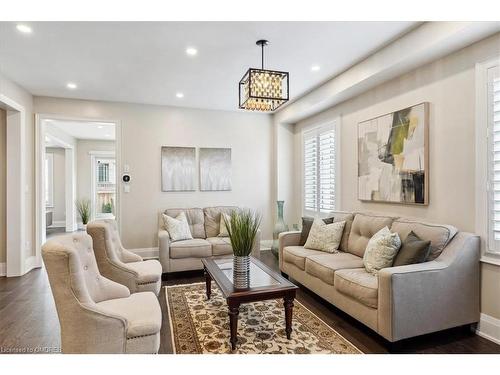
top-left (392, 231), bottom-right (431, 267)
top-left (363, 226), bottom-right (401, 275)
top-left (162, 212), bottom-right (193, 242)
top-left (218, 213), bottom-right (231, 237)
top-left (299, 216), bottom-right (334, 246)
top-left (304, 219), bottom-right (346, 253)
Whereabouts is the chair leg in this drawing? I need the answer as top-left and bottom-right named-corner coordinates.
top-left (161, 272), bottom-right (168, 281)
top-left (280, 271), bottom-right (289, 279)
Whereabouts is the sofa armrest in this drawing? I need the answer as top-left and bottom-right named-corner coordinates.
top-left (158, 229), bottom-right (171, 273)
top-left (278, 231), bottom-right (301, 269)
top-left (120, 248), bottom-right (143, 263)
top-left (251, 229), bottom-right (262, 258)
top-left (378, 232), bottom-right (480, 342)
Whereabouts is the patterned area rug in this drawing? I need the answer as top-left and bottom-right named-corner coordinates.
top-left (166, 283), bottom-right (362, 354)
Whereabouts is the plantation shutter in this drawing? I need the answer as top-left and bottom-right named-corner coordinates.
top-left (488, 66), bottom-right (500, 252)
top-left (303, 123), bottom-right (336, 215)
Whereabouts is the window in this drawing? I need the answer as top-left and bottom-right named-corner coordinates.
top-left (98, 162), bottom-right (110, 182)
top-left (487, 65), bottom-right (500, 253)
top-left (45, 153), bottom-right (54, 207)
top-left (303, 123), bottom-right (337, 215)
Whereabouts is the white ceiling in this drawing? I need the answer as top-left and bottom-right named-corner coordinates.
top-left (45, 120), bottom-right (116, 143)
top-left (0, 21), bottom-right (418, 111)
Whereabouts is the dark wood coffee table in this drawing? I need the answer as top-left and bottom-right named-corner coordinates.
top-left (202, 256), bottom-right (299, 350)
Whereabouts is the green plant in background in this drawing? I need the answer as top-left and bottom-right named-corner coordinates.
top-left (76, 199), bottom-right (91, 225)
top-left (224, 209), bottom-right (261, 257)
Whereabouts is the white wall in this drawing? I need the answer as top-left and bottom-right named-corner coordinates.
top-left (46, 147), bottom-right (66, 223)
top-left (33, 97), bottom-right (274, 248)
top-left (285, 32), bottom-right (500, 320)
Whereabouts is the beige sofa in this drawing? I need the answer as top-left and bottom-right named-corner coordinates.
top-left (158, 206), bottom-right (261, 274)
top-left (42, 233), bottom-right (161, 353)
top-left (279, 211), bottom-right (480, 342)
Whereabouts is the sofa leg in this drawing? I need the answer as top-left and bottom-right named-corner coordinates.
top-left (161, 273), bottom-right (168, 281)
top-left (388, 340), bottom-right (404, 353)
top-left (280, 271), bottom-right (289, 279)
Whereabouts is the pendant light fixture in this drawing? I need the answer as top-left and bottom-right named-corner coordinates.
top-left (239, 40), bottom-right (289, 112)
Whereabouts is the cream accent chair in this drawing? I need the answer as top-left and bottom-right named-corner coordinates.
top-left (42, 233), bottom-right (161, 353)
top-left (87, 219), bottom-right (162, 295)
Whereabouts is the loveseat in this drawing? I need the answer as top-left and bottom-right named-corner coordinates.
top-left (279, 211), bottom-right (480, 343)
top-left (158, 206), bottom-right (261, 274)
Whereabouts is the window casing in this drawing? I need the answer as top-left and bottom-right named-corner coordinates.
top-left (487, 65), bottom-right (500, 253)
top-left (303, 123), bottom-right (337, 216)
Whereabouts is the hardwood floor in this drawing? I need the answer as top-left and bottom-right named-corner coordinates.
top-left (1, 251), bottom-right (499, 354)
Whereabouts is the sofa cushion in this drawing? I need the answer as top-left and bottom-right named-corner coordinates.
top-left (164, 208), bottom-right (206, 239)
top-left (363, 226), bottom-right (401, 275)
top-left (162, 212), bottom-right (193, 242)
top-left (334, 269), bottom-right (379, 308)
top-left (96, 292), bottom-right (162, 338)
top-left (299, 216), bottom-right (334, 246)
top-left (347, 213), bottom-right (396, 257)
top-left (390, 219), bottom-right (458, 261)
top-left (206, 237), bottom-right (233, 256)
top-left (126, 260), bottom-right (162, 283)
top-left (169, 239), bottom-right (212, 259)
top-left (392, 231), bottom-right (431, 267)
top-left (305, 253), bottom-right (364, 285)
top-left (203, 206), bottom-right (238, 238)
top-left (328, 211), bottom-right (355, 252)
top-left (282, 246), bottom-right (324, 270)
top-left (304, 219), bottom-right (345, 253)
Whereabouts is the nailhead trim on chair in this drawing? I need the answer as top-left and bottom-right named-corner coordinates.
top-left (137, 281), bottom-right (158, 286)
top-left (127, 333), bottom-right (156, 340)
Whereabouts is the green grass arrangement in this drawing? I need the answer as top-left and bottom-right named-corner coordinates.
top-left (224, 209), bottom-right (261, 257)
top-left (76, 199), bottom-right (91, 225)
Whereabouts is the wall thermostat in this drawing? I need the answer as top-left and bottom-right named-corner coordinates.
top-left (122, 174), bottom-right (131, 183)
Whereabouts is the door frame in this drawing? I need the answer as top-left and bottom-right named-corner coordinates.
top-left (35, 114), bottom-right (122, 265)
top-left (0, 93), bottom-right (28, 277)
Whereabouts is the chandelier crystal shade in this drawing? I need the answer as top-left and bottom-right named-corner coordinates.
top-left (239, 40), bottom-right (289, 112)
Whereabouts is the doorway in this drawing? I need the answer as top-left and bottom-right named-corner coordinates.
top-left (36, 116), bottom-right (120, 254)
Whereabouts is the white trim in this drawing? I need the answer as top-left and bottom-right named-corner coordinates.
top-left (301, 117), bottom-right (341, 217)
top-left (24, 256), bottom-right (38, 275)
top-left (0, 263), bottom-right (6, 277)
top-left (44, 153), bottom-right (54, 207)
top-left (476, 313), bottom-right (500, 345)
top-left (89, 150), bottom-right (115, 156)
top-left (50, 220), bottom-right (66, 228)
top-left (1, 93), bottom-right (27, 277)
top-left (130, 247), bottom-right (159, 258)
top-left (480, 255), bottom-right (500, 266)
top-left (475, 56), bottom-right (500, 258)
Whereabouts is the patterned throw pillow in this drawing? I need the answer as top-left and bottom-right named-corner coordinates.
top-left (304, 219), bottom-right (346, 253)
top-left (363, 226), bottom-right (401, 275)
top-left (162, 212), bottom-right (193, 242)
top-left (218, 213), bottom-right (231, 237)
top-left (299, 216), bottom-right (334, 246)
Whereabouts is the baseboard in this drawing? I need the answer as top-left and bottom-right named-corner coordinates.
top-left (0, 262), bottom-right (5, 277)
top-left (130, 247), bottom-right (159, 258)
top-left (50, 220), bottom-right (66, 228)
top-left (25, 256), bottom-right (40, 274)
top-left (476, 313), bottom-right (500, 345)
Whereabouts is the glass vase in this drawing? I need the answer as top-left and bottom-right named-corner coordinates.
top-left (271, 200), bottom-right (289, 257)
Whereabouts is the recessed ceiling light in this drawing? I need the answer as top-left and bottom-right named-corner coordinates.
top-left (176, 92), bottom-right (184, 98)
top-left (97, 125), bottom-right (103, 129)
top-left (66, 82), bottom-right (77, 89)
top-left (16, 24), bottom-right (32, 34)
top-left (186, 47), bottom-right (198, 56)
top-left (104, 134), bottom-right (112, 137)
top-left (311, 65), bottom-right (321, 72)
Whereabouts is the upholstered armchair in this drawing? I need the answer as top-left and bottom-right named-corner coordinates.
top-left (42, 233), bottom-right (161, 353)
top-left (87, 219), bottom-right (162, 295)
